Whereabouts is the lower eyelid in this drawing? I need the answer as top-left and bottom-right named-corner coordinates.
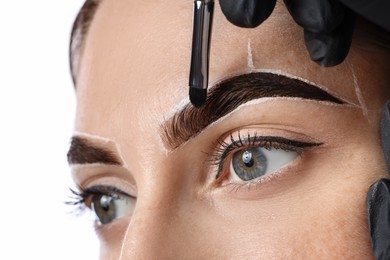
top-left (227, 157), bottom-right (295, 183)
top-left (219, 159), bottom-right (301, 194)
top-left (93, 214), bottom-right (131, 240)
top-left (211, 137), bottom-right (321, 193)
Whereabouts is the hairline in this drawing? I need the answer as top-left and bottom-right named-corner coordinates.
top-left (69, 0), bottom-right (102, 87)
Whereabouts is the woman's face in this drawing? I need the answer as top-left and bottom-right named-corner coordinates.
top-left (70, 0), bottom-right (390, 258)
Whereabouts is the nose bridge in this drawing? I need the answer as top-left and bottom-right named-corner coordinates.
top-left (119, 203), bottom-right (176, 259)
top-left (119, 173), bottom-right (188, 259)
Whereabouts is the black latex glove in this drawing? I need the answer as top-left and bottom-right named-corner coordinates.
top-left (219, 0), bottom-right (355, 66)
top-left (367, 101), bottom-right (390, 260)
top-left (337, 0), bottom-right (390, 32)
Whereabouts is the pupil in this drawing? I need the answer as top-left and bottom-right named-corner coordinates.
top-left (100, 196), bottom-right (112, 211)
top-left (242, 151), bottom-right (254, 167)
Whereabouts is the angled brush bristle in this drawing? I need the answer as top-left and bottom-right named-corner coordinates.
top-left (189, 87), bottom-right (207, 108)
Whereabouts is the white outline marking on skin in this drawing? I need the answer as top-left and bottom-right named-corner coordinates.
top-left (72, 131), bottom-right (128, 168)
top-left (68, 133), bottom-right (133, 258)
top-left (247, 39), bottom-right (255, 72)
top-left (157, 131), bottom-right (169, 156)
top-left (203, 96), bottom-right (348, 130)
top-left (350, 63), bottom-right (369, 120)
top-left (70, 162), bottom-right (123, 170)
top-left (160, 70), bottom-right (359, 152)
top-left (249, 69), bottom-right (359, 106)
top-left (164, 96), bottom-right (190, 121)
top-left (163, 70), bottom-right (356, 125)
top-left (159, 97), bottom-right (191, 155)
top-left (69, 133), bottom-right (133, 258)
top-left (163, 96), bottom-right (350, 151)
top-left (119, 224), bottom-right (132, 260)
top-left (208, 69), bottom-right (358, 106)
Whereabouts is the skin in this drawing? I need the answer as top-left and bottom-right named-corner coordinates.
top-left (72, 0), bottom-right (390, 259)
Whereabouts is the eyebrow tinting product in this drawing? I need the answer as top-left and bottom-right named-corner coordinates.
top-left (189, 0), bottom-right (214, 107)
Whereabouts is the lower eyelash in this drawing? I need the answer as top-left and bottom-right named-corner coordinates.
top-left (223, 162), bottom-right (295, 193)
top-left (226, 174), bottom-right (276, 193)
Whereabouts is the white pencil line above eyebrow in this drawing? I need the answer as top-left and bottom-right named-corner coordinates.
top-left (164, 70), bottom-right (352, 125)
top-left (209, 69), bottom-right (357, 106)
top-left (167, 96), bottom-right (353, 151)
top-left (163, 97), bottom-right (190, 123)
top-left (73, 131), bottom-right (114, 143)
top-left (161, 71), bottom-right (346, 150)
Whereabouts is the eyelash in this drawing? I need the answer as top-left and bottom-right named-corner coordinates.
top-left (209, 132), bottom-right (321, 184)
top-left (67, 134), bottom-right (321, 213)
top-left (66, 185), bottom-right (132, 216)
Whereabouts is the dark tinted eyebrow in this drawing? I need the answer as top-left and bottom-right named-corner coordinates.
top-left (67, 136), bottom-right (122, 165)
top-left (161, 72), bottom-right (344, 150)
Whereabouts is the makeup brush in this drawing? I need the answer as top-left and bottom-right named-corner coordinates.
top-left (189, 0), bottom-right (214, 107)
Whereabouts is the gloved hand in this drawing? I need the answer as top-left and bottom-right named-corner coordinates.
top-left (367, 100), bottom-right (390, 260)
top-left (218, 0), bottom-right (355, 67)
top-left (336, 0), bottom-right (390, 32)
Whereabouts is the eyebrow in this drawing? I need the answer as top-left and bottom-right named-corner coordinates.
top-left (161, 72), bottom-right (344, 150)
top-left (67, 136), bottom-right (122, 165)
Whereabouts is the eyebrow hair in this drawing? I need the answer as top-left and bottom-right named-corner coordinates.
top-left (161, 72), bottom-right (344, 150)
top-left (67, 136), bottom-right (122, 165)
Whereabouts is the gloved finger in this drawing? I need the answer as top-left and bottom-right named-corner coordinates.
top-left (219, 0), bottom-right (277, 28)
top-left (381, 100), bottom-right (390, 172)
top-left (283, 0), bottom-right (345, 33)
top-left (303, 8), bottom-right (355, 67)
top-left (367, 179), bottom-right (390, 260)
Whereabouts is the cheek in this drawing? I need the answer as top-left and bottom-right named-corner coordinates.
top-left (287, 144), bottom-right (383, 258)
top-left (291, 205), bottom-right (373, 259)
top-left (207, 143), bottom-right (384, 258)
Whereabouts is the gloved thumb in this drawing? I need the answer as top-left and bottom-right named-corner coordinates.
top-left (381, 100), bottom-right (390, 172)
top-left (367, 179), bottom-right (390, 260)
top-left (367, 101), bottom-right (390, 260)
top-left (219, 0), bottom-right (276, 28)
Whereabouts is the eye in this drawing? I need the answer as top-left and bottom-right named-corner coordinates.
top-left (229, 147), bottom-right (298, 181)
top-left (68, 185), bottom-right (136, 225)
top-left (91, 193), bottom-right (135, 225)
top-left (212, 132), bottom-right (322, 185)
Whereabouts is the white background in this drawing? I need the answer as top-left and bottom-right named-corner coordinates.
top-left (0, 1), bottom-right (99, 259)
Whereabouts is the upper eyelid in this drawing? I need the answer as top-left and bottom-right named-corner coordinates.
top-left (82, 185), bottom-right (134, 198)
top-left (71, 164), bottom-right (137, 195)
top-left (167, 96), bottom-right (353, 155)
top-left (211, 133), bottom-right (323, 178)
top-left (79, 186), bottom-right (135, 212)
top-left (161, 72), bottom-right (346, 151)
top-left (217, 134), bottom-right (322, 155)
top-left (201, 106), bottom-right (327, 151)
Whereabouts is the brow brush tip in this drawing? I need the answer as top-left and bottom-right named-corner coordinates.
top-left (189, 87), bottom-right (207, 107)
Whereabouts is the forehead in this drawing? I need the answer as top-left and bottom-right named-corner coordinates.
top-left (74, 0), bottom-right (388, 141)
